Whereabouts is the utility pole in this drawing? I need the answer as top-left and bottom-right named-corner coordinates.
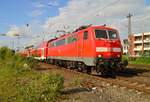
top-left (127, 13), bottom-right (133, 57)
top-left (127, 13), bottom-right (133, 36)
top-left (17, 34), bottom-right (20, 51)
top-left (43, 32), bottom-right (45, 42)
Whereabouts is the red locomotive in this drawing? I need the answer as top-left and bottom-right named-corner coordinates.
top-left (20, 25), bottom-right (127, 76)
top-left (46, 25), bottom-right (127, 76)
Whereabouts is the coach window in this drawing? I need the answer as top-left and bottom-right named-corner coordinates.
top-left (48, 42), bottom-right (55, 47)
top-left (55, 38), bottom-right (65, 46)
top-left (83, 31), bottom-right (88, 40)
top-left (67, 35), bottom-right (77, 44)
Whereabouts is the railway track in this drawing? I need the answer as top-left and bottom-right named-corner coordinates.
top-left (59, 67), bottom-right (150, 94)
top-left (38, 62), bottom-right (150, 94)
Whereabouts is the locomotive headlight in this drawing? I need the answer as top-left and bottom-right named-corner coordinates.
top-left (98, 54), bottom-right (102, 57)
top-left (117, 54), bottom-right (120, 57)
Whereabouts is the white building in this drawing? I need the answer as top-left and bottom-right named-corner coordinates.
top-left (122, 39), bottom-right (129, 55)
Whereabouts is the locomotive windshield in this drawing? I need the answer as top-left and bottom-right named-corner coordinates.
top-left (95, 30), bottom-right (107, 39)
top-left (108, 30), bottom-right (117, 39)
top-left (95, 30), bottom-right (117, 39)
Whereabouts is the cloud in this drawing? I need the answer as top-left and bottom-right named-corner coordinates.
top-left (43, 0), bottom-right (149, 39)
top-left (30, 9), bottom-right (45, 17)
top-left (31, 0), bottom-right (59, 8)
top-left (6, 25), bottom-right (20, 37)
top-left (47, 0), bottom-right (59, 7)
top-left (28, 0), bottom-right (59, 18)
top-left (5, 21), bottom-right (45, 49)
top-left (34, 3), bottom-right (45, 8)
top-left (5, 0), bottom-right (150, 49)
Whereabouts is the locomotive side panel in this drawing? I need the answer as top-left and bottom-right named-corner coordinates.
top-left (47, 35), bottom-right (78, 61)
top-left (47, 29), bottom-right (96, 66)
top-left (78, 28), bottom-right (96, 66)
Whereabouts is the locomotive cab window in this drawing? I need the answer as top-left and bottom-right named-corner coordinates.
top-left (108, 30), bottom-right (117, 39)
top-left (95, 30), bottom-right (107, 39)
top-left (108, 31), bottom-right (117, 39)
top-left (83, 31), bottom-right (88, 40)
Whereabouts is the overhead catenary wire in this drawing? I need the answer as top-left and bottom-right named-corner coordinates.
top-left (80, 0), bottom-right (121, 23)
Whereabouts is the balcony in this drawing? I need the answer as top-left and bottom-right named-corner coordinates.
top-left (133, 47), bottom-right (142, 51)
top-left (144, 39), bottom-right (150, 43)
top-left (134, 40), bottom-right (143, 44)
top-left (134, 33), bottom-right (142, 37)
top-left (144, 32), bottom-right (150, 36)
top-left (144, 47), bottom-right (150, 50)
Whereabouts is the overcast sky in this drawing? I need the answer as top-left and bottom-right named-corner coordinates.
top-left (0, 0), bottom-right (150, 49)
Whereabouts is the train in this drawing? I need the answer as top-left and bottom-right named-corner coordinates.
top-left (20, 25), bottom-right (128, 76)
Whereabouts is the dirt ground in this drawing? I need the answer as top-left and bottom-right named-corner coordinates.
top-left (37, 63), bottom-right (150, 102)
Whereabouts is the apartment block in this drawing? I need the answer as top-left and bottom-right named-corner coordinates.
top-left (129, 32), bottom-right (150, 57)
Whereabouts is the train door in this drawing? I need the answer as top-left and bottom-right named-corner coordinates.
top-left (82, 31), bottom-right (88, 57)
top-left (77, 33), bottom-right (82, 58)
top-left (41, 48), bottom-right (45, 59)
top-left (77, 31), bottom-right (88, 58)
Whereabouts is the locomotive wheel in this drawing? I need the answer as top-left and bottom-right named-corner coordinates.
top-left (110, 68), bottom-right (116, 78)
top-left (78, 66), bottom-right (84, 72)
top-left (101, 68), bottom-right (107, 76)
top-left (86, 66), bottom-right (92, 74)
top-left (101, 67), bottom-right (116, 78)
top-left (96, 64), bottom-right (104, 75)
top-left (77, 63), bottom-right (85, 72)
top-left (96, 65), bottom-right (107, 76)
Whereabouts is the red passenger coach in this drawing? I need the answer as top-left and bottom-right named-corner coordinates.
top-left (35, 41), bottom-right (48, 61)
top-left (19, 45), bottom-right (35, 57)
top-left (47, 25), bottom-right (127, 76)
top-left (20, 42), bottom-right (48, 61)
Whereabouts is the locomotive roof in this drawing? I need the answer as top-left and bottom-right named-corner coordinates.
top-left (36, 41), bottom-right (48, 48)
top-left (48, 25), bottom-right (118, 43)
top-left (91, 25), bottom-right (116, 30)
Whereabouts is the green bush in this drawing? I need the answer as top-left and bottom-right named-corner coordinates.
top-left (123, 53), bottom-right (150, 65)
top-left (122, 55), bottom-right (129, 62)
top-left (130, 56), bottom-right (150, 65)
top-left (0, 47), bottom-right (64, 102)
top-left (19, 73), bottom-right (64, 102)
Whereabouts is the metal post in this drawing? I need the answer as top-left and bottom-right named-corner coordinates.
top-left (127, 13), bottom-right (133, 36)
top-left (127, 13), bottom-right (133, 57)
top-left (43, 32), bottom-right (45, 42)
top-left (17, 35), bottom-right (20, 51)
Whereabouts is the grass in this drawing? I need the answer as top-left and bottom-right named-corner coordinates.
top-left (129, 57), bottom-right (150, 65)
top-left (71, 77), bottom-right (83, 86)
top-left (122, 55), bottom-right (150, 65)
top-left (0, 47), bottom-right (64, 102)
